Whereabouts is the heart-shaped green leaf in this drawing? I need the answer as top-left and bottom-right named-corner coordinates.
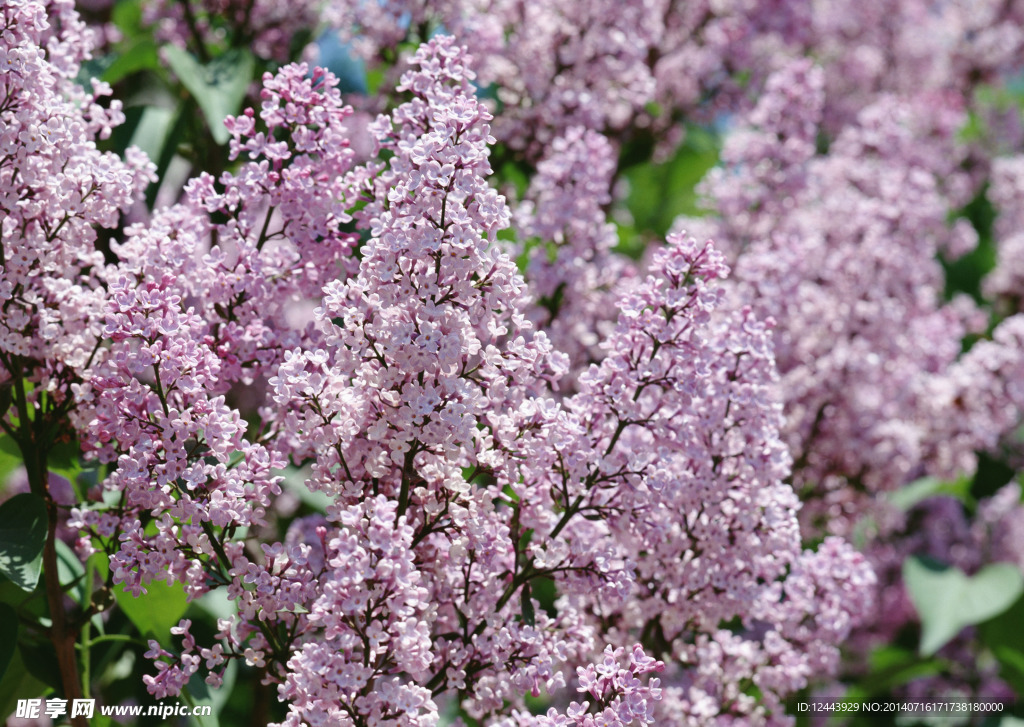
top-left (887, 476), bottom-right (972, 511)
top-left (0, 493), bottom-right (48, 592)
top-left (904, 556), bottom-right (1024, 656)
top-left (0, 435), bottom-right (22, 490)
top-left (55, 539), bottom-right (87, 605)
top-left (115, 578), bottom-right (189, 644)
top-left (0, 603), bottom-right (17, 683)
top-left (163, 46), bottom-right (254, 145)
top-left (129, 106), bottom-right (176, 163)
top-left (101, 37), bottom-right (160, 84)
top-left (0, 647), bottom-right (45, 719)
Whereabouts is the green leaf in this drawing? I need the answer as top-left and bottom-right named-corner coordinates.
top-left (614, 125), bottom-right (721, 261)
top-left (904, 556), bottom-right (1024, 656)
top-left (980, 592), bottom-right (1024, 653)
top-left (365, 67), bottom-right (385, 96)
top-left (111, 0), bottom-right (145, 36)
top-left (55, 539), bottom-right (87, 605)
top-left (183, 659), bottom-right (236, 727)
top-left (163, 46), bottom-right (255, 145)
top-left (0, 603), bottom-right (17, 682)
top-left (0, 434), bottom-right (21, 488)
top-left (888, 476), bottom-right (972, 511)
top-left (0, 493), bottom-right (48, 592)
top-left (495, 157), bottom-right (530, 199)
top-left (991, 645), bottom-right (1024, 694)
top-left (520, 582), bottom-right (535, 627)
top-left (620, 124), bottom-right (720, 241)
top-left (192, 587), bottom-right (235, 622)
top-left (129, 105), bottom-right (176, 162)
top-left (145, 107), bottom-right (189, 209)
top-left (48, 439), bottom-right (83, 485)
top-left (101, 37), bottom-right (161, 84)
top-left (19, 639), bottom-right (62, 689)
top-left (980, 595), bottom-right (1024, 692)
top-left (0, 647), bottom-right (46, 718)
top-left (840, 644), bottom-right (947, 704)
top-left (115, 578), bottom-right (189, 644)
top-left (0, 578), bottom-right (46, 624)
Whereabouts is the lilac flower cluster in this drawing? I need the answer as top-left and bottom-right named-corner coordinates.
top-left (548, 237), bottom-right (874, 723)
top-left (684, 59), bottom-right (1014, 534)
top-left (808, 0), bottom-right (1024, 134)
top-left (1, 0), bottom-right (152, 392)
top-left (70, 57), bottom-right (371, 699)
top-left (10, 0), bottom-right (1024, 721)
top-left (320, 0), bottom-right (1024, 166)
top-left (987, 157), bottom-right (1024, 308)
top-left (49, 34), bottom-right (876, 726)
top-left (504, 645), bottom-right (664, 727)
top-left (324, 0), bottom-right (811, 158)
top-left (678, 49), bottom-right (1024, 708)
top-left (514, 128), bottom-right (632, 380)
top-left (0, 0), bottom-right (154, 712)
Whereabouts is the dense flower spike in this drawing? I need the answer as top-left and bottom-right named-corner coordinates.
top-left (8, 0), bottom-right (1024, 721)
top-left (66, 37), bottom-right (876, 726)
top-left (328, 0), bottom-right (655, 155)
top-left (268, 38), bottom-right (586, 725)
top-left (504, 645), bottom-right (665, 727)
top-left (809, 0), bottom-right (1024, 134)
top-left (326, 0), bottom-right (810, 158)
top-left (683, 57), bottom-right (1024, 709)
top-left (530, 235), bottom-right (873, 723)
top-left (987, 156), bottom-right (1024, 307)
top-left (0, 0), bottom-right (152, 390)
top-left (685, 61), bottom-right (991, 535)
top-left (278, 496), bottom-right (437, 726)
top-left (515, 128), bottom-right (633, 379)
top-left (0, 0), bottom-right (153, 714)
top-left (71, 58), bottom-right (369, 614)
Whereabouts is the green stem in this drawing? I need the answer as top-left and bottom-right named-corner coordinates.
top-left (78, 633), bottom-right (145, 649)
top-left (32, 452), bottom-right (88, 727)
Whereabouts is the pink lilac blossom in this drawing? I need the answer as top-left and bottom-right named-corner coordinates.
top-left (0, 0), bottom-right (152, 386)
top-left (7, 0), bottom-right (1024, 721)
top-left (70, 60), bottom-right (366, 442)
top-left (934, 315), bottom-right (1024, 471)
top-left (0, 2), bottom-right (152, 714)
top-left (325, 0), bottom-right (811, 159)
top-left (973, 483), bottom-right (1024, 573)
top-left (683, 60), bottom-right (995, 536)
top-left (501, 645), bottom-right (665, 727)
top-left (327, 0), bottom-right (657, 156)
top-left (0, 0), bottom-right (153, 486)
top-left (531, 236), bottom-right (874, 724)
top-left (986, 156), bottom-right (1024, 307)
top-left (514, 127), bottom-right (634, 380)
top-left (70, 55), bottom-right (372, 699)
top-left (67, 37), bottom-right (874, 726)
top-left (268, 38), bottom-right (588, 725)
top-left (680, 56), bottom-right (1024, 712)
top-left (808, 0), bottom-right (1024, 135)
